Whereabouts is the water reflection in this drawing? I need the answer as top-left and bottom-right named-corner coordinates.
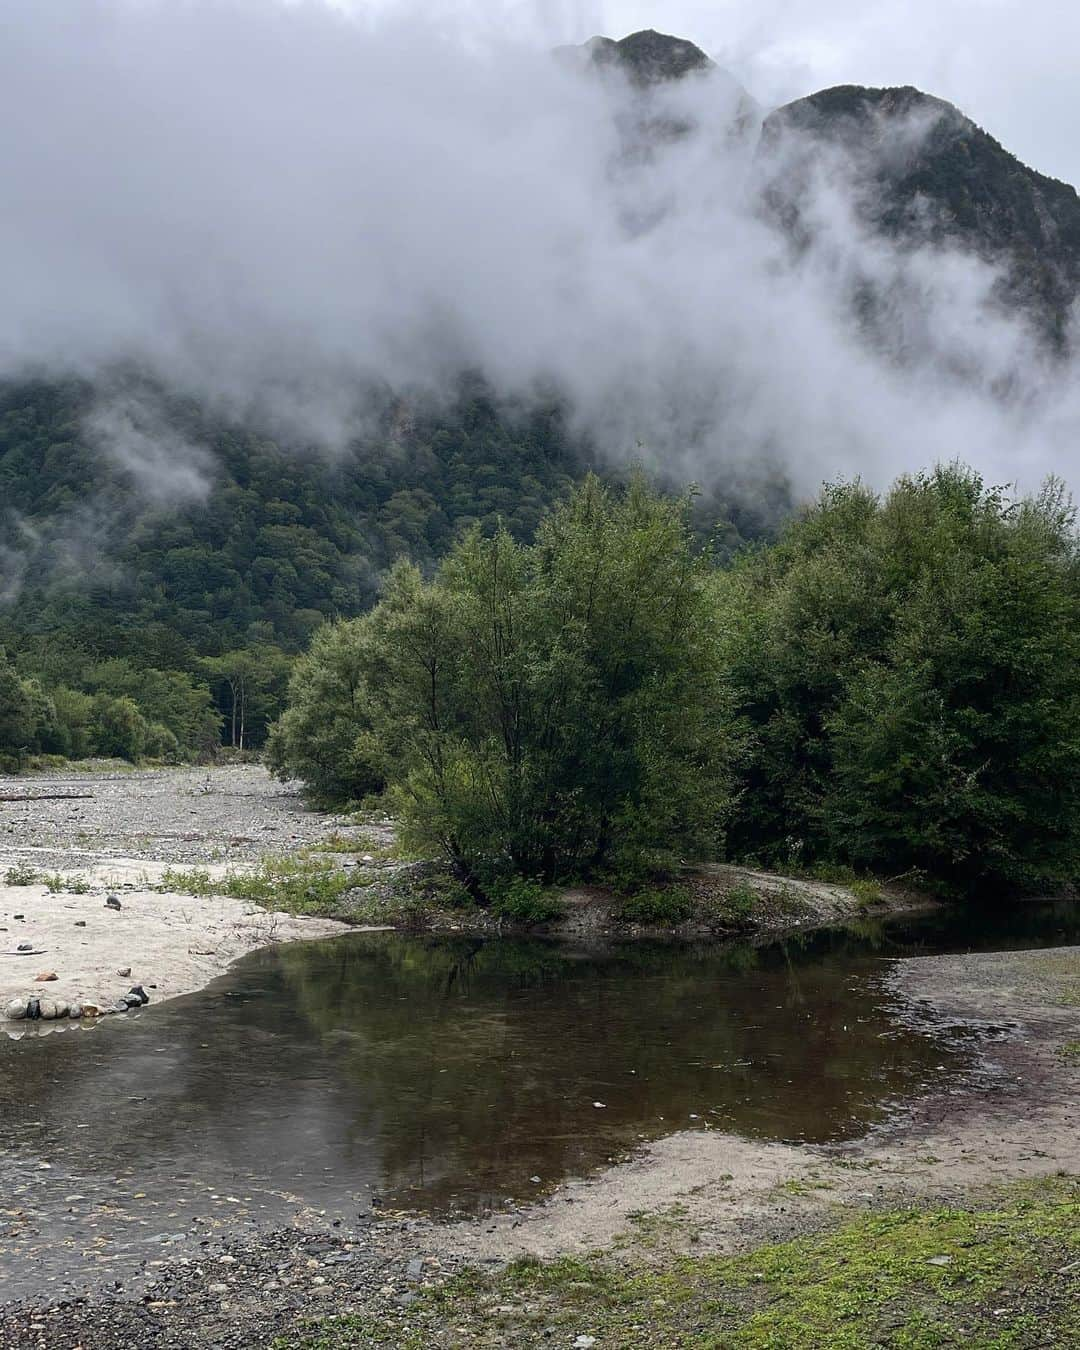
top-left (1, 901), bottom-right (1076, 1243)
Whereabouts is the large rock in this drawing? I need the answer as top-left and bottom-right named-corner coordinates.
top-left (4, 998), bottom-right (28, 1021)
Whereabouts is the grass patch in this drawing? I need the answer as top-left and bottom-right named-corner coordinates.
top-left (278, 1177), bottom-right (1079, 1349)
top-left (487, 877), bottom-right (565, 925)
top-left (158, 855), bottom-right (354, 915)
top-left (800, 863), bottom-right (886, 908)
top-left (1057, 1040), bottom-right (1080, 1060)
top-left (43, 872), bottom-right (92, 894)
top-left (773, 1176), bottom-right (837, 1197)
top-left (3, 862), bottom-right (41, 886)
top-left (849, 877), bottom-right (883, 908)
top-left (616, 885), bottom-right (694, 925)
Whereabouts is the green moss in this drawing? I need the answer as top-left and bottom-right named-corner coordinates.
top-left (278, 1178), bottom-right (1079, 1349)
top-left (773, 1175), bottom-right (836, 1197)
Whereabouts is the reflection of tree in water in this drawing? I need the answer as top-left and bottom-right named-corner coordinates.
top-left (3, 916), bottom-right (1015, 1218)
top-left (271, 933), bottom-right (951, 1210)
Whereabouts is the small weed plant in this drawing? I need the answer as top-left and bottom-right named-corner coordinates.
top-left (4, 863), bottom-right (41, 886)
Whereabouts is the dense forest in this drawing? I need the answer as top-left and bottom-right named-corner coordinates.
top-left (3, 374), bottom-right (1077, 899)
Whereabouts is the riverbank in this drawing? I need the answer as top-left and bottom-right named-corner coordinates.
top-left (2, 764), bottom-right (936, 1030)
top-left (1, 940), bottom-right (1075, 1346)
top-left (0, 766), bottom-right (364, 1026)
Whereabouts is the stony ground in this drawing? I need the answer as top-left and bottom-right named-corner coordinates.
top-left (0, 766), bottom-right (364, 1020)
top-left (0, 764), bottom-right (349, 870)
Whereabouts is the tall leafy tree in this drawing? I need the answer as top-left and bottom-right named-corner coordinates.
top-left (725, 466), bottom-right (1080, 893)
top-left (272, 477), bottom-right (738, 888)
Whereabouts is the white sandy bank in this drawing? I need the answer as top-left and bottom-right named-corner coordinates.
top-left (0, 882), bottom-right (356, 1029)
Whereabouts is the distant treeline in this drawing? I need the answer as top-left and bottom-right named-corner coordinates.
top-left (269, 467), bottom-right (1080, 898)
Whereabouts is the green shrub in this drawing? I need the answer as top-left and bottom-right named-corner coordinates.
top-left (616, 885), bottom-right (694, 924)
top-left (721, 881), bottom-right (758, 918)
top-left (487, 877), bottom-right (565, 925)
top-left (4, 862), bottom-right (40, 886)
top-left (724, 466), bottom-right (1080, 895)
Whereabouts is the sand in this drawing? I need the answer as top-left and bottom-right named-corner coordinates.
top-left (432, 944), bottom-right (1080, 1263)
top-left (0, 881), bottom-right (354, 1024)
top-left (0, 764), bottom-right (370, 1026)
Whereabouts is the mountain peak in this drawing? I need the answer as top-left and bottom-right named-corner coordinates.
top-left (762, 83), bottom-right (1080, 339)
top-left (561, 29), bottom-right (715, 87)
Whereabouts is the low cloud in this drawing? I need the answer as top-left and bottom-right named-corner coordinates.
top-left (0, 0), bottom-right (1077, 513)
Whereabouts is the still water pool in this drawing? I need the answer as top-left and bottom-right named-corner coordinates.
top-left (0, 902), bottom-right (1076, 1296)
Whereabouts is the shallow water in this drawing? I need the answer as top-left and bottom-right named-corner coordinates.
top-left (0, 901), bottom-right (1076, 1298)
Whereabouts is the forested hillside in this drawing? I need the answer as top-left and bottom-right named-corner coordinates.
top-left (0, 374), bottom-right (773, 764)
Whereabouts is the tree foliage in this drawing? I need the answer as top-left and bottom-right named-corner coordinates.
top-left (725, 465), bottom-right (1080, 894)
top-left (272, 477), bottom-right (738, 888)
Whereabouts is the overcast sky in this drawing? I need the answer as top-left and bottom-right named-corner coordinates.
top-left (350, 0), bottom-right (1080, 186)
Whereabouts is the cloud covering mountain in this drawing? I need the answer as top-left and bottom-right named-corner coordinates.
top-left (1, 3), bottom-right (1079, 498)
